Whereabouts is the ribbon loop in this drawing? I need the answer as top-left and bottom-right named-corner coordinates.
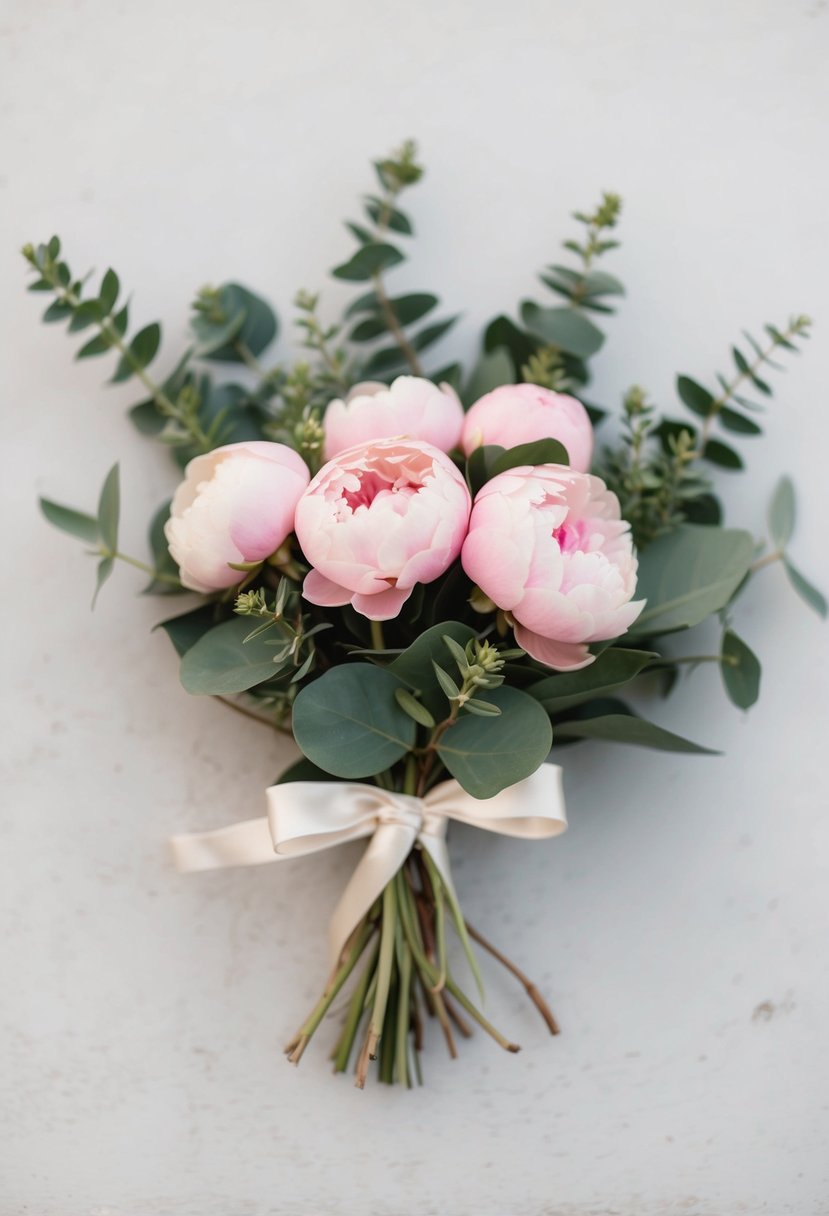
top-left (171, 765), bottom-right (567, 967)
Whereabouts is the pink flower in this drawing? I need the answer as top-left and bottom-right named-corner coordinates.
top-left (461, 465), bottom-right (643, 670)
top-left (461, 383), bottom-right (594, 473)
top-left (165, 441), bottom-right (310, 593)
top-left (323, 376), bottom-right (465, 462)
top-left (296, 438), bottom-right (472, 621)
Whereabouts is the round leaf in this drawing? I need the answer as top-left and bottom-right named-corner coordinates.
top-left (436, 686), bottom-right (552, 799)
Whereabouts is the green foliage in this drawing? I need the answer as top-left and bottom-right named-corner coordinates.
top-left (191, 283), bottom-right (278, 363)
top-left (179, 617), bottom-right (291, 694)
top-left (760, 477), bottom-right (826, 617)
top-left (527, 648), bottom-right (656, 712)
top-left (721, 630), bottom-right (761, 709)
top-left (331, 139), bottom-right (457, 381)
top-left (435, 686), bottom-right (553, 798)
top-left (475, 192), bottom-right (623, 401)
top-left (462, 346), bottom-right (515, 407)
top-left (554, 711), bottom-right (716, 754)
top-left (597, 387), bottom-right (713, 548)
top-left (631, 525), bottom-right (755, 636)
top-left (292, 665), bottom-right (416, 778)
top-left (674, 316), bottom-right (811, 466)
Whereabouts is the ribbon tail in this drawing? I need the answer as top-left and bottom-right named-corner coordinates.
top-left (170, 818), bottom-right (277, 872)
top-left (327, 822), bottom-right (415, 970)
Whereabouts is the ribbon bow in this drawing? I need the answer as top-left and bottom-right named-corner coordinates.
top-left (171, 765), bottom-right (567, 967)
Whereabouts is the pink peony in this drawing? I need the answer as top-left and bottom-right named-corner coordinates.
top-left (296, 438), bottom-right (472, 621)
top-left (323, 375), bottom-right (465, 462)
top-left (461, 464), bottom-right (643, 670)
top-left (461, 383), bottom-right (594, 473)
top-left (165, 441), bottom-right (310, 593)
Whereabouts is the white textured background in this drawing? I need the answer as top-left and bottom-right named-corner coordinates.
top-left (2, 2), bottom-right (828, 1213)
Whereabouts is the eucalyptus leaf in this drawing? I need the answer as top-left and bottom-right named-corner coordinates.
top-left (631, 525), bottom-right (755, 635)
top-left (39, 498), bottom-right (100, 545)
top-left (332, 243), bottom-right (404, 282)
top-left (97, 464), bottom-right (120, 553)
top-left (520, 302), bottom-right (604, 358)
top-left (292, 664), bottom-right (416, 778)
top-left (721, 630), bottom-right (761, 709)
top-left (676, 375), bottom-right (715, 417)
top-left (554, 713), bottom-right (716, 754)
top-left (155, 604), bottom-right (220, 657)
top-left (389, 622), bottom-right (476, 719)
top-left (144, 500), bottom-right (183, 595)
top-left (199, 284), bottom-right (277, 362)
top-left (702, 438), bottom-right (744, 470)
top-left (783, 557), bottom-right (828, 619)
top-left (528, 648), bottom-right (656, 712)
top-left (111, 323), bottom-right (161, 382)
top-left (274, 757), bottom-right (342, 785)
top-left (491, 439), bottom-right (570, 475)
top-left (436, 686), bottom-right (552, 799)
top-left (180, 617), bottom-right (290, 695)
top-left (92, 555), bottom-right (114, 608)
top-left (463, 346), bottom-right (515, 406)
top-left (466, 445), bottom-right (505, 495)
top-left (768, 476), bottom-right (795, 549)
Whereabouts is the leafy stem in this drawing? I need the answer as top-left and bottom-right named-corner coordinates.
top-left (697, 315), bottom-right (812, 450)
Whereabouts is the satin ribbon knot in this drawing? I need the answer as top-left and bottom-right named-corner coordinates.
top-left (171, 766), bottom-right (567, 968)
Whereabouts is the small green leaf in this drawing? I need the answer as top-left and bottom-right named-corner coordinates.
top-left (111, 323), bottom-right (161, 382)
top-left (394, 687), bottom-right (436, 729)
top-left (702, 439), bottom-right (744, 470)
top-left (99, 269), bottom-right (119, 314)
top-left (768, 476), bottom-right (795, 549)
top-left (783, 557), bottom-right (828, 619)
top-left (364, 197), bottom-right (413, 234)
top-left (432, 662), bottom-right (461, 700)
top-left (463, 698), bottom-right (502, 717)
top-left (412, 316), bottom-right (457, 352)
top-left (389, 623), bottom-right (476, 720)
top-left (676, 375), bottom-right (716, 417)
top-left (718, 407), bottom-right (762, 436)
top-left (466, 445), bottom-right (505, 495)
top-left (199, 285), bottom-right (277, 362)
top-left (67, 299), bottom-right (103, 333)
top-left (332, 243), bottom-right (405, 282)
top-left (144, 500), bottom-right (184, 595)
top-left (39, 498), bottom-right (101, 544)
top-left (491, 439), bottom-right (570, 475)
top-left (97, 464), bottom-right (120, 553)
top-left (463, 346), bottom-right (515, 406)
top-left (92, 555), bottom-right (114, 608)
top-left (721, 630), bottom-right (761, 709)
top-left (555, 713), bottom-right (716, 753)
top-left (361, 345), bottom-right (409, 377)
top-left (42, 300), bottom-right (72, 323)
top-left (520, 302), bottom-right (604, 358)
top-left (76, 331), bottom-right (113, 359)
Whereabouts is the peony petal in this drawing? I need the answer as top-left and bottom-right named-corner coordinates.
top-left (301, 568), bottom-right (353, 608)
top-left (513, 624), bottom-right (595, 671)
top-left (352, 584), bottom-right (413, 621)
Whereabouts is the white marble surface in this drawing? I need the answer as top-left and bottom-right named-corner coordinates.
top-left (2, 1), bottom-right (828, 1213)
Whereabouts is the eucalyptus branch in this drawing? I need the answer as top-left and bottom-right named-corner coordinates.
top-left (697, 316), bottom-right (812, 449)
top-left (370, 182), bottom-right (424, 376)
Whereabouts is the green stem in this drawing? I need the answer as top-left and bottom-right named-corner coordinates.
top-left (370, 619), bottom-right (386, 651)
top-left (108, 549), bottom-right (182, 588)
top-left (43, 267), bottom-right (213, 453)
top-left (698, 322), bottom-right (806, 449)
top-left (356, 881), bottom-right (397, 1087)
top-left (371, 187), bottom-right (425, 376)
top-left (332, 938), bottom-right (380, 1074)
top-left (232, 338), bottom-right (269, 379)
top-left (664, 653), bottom-right (739, 668)
top-left (750, 548), bottom-right (784, 574)
top-left (394, 923), bottom-right (413, 1088)
top-left (285, 920), bottom-right (374, 1065)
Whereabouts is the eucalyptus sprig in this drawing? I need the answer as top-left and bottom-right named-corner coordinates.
top-left (333, 140), bottom-right (459, 383)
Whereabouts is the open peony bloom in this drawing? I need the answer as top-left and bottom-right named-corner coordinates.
top-left (461, 383), bottom-right (594, 473)
top-left (461, 464), bottom-right (643, 670)
top-left (323, 375), bottom-right (465, 462)
top-left (165, 441), bottom-right (310, 593)
top-left (296, 438), bottom-right (472, 621)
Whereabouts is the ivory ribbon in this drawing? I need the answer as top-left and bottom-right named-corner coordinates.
top-left (170, 765), bottom-right (567, 968)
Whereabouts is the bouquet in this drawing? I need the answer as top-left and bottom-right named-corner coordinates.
top-left (26, 141), bottom-right (824, 1089)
